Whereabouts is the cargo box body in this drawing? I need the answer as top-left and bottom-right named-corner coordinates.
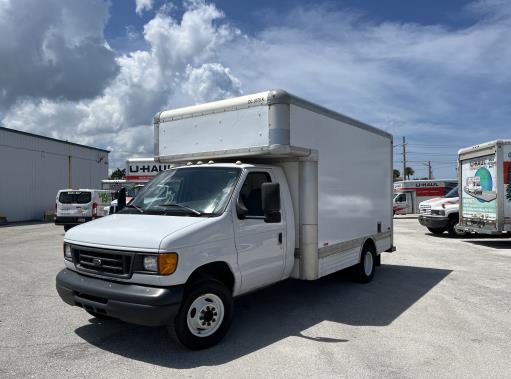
top-left (458, 140), bottom-right (511, 234)
top-left (155, 90), bottom-right (394, 279)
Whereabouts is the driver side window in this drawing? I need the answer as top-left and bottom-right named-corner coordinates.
top-left (239, 172), bottom-right (272, 217)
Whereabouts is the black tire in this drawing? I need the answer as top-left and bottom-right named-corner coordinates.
top-left (447, 216), bottom-right (465, 237)
top-left (64, 225), bottom-right (73, 232)
top-left (427, 227), bottom-right (446, 235)
top-left (353, 244), bottom-right (376, 283)
top-left (172, 279), bottom-right (233, 350)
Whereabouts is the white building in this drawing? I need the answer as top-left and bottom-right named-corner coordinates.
top-left (0, 127), bottom-right (109, 222)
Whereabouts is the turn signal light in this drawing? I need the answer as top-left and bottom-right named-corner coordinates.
top-left (159, 253), bottom-right (178, 275)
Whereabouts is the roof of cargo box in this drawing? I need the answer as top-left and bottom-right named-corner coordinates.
top-left (154, 89), bottom-right (391, 140)
top-left (458, 139), bottom-right (511, 156)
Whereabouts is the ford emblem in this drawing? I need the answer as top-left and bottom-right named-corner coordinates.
top-left (92, 258), bottom-right (102, 267)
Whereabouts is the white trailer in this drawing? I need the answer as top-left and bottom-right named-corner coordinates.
top-left (457, 140), bottom-right (511, 234)
top-left (126, 157), bottom-right (173, 182)
top-left (56, 90), bottom-right (394, 349)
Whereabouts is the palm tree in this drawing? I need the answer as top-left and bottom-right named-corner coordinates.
top-left (404, 167), bottom-right (415, 180)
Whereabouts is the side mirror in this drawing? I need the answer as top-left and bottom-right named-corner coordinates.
top-left (262, 183), bottom-right (281, 223)
top-left (236, 197), bottom-right (248, 219)
top-left (117, 187), bottom-right (127, 212)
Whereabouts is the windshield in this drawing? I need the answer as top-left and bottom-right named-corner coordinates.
top-left (444, 185), bottom-right (459, 198)
top-left (120, 167), bottom-right (241, 216)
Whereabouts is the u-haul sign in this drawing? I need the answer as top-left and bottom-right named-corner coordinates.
top-left (126, 158), bottom-right (172, 181)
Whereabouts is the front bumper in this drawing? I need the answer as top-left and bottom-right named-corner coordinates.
top-left (55, 216), bottom-right (92, 226)
top-left (418, 215), bottom-right (449, 229)
top-left (56, 269), bottom-right (184, 326)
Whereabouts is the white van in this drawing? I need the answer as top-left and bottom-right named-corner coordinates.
top-left (56, 90), bottom-right (394, 349)
top-left (55, 189), bottom-right (113, 231)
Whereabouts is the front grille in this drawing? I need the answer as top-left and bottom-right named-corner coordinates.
top-left (419, 205), bottom-right (431, 215)
top-left (72, 246), bottom-right (133, 278)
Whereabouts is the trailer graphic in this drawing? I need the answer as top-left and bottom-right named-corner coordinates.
top-left (461, 154), bottom-right (498, 220)
top-left (458, 141), bottom-right (511, 234)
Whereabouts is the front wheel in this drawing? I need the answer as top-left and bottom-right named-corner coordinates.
top-left (172, 280), bottom-right (233, 350)
top-left (353, 245), bottom-right (376, 283)
top-left (427, 227), bottom-right (446, 235)
top-left (447, 217), bottom-right (465, 237)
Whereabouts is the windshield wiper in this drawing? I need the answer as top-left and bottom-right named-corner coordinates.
top-left (158, 203), bottom-right (202, 216)
top-left (125, 204), bottom-right (144, 213)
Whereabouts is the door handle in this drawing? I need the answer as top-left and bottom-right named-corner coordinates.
top-left (278, 233), bottom-right (283, 244)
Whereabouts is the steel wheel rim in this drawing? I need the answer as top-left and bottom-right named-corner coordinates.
top-left (363, 252), bottom-right (374, 276)
top-left (186, 293), bottom-right (225, 337)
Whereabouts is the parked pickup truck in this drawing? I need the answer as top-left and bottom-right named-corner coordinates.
top-left (418, 185), bottom-right (462, 236)
top-left (55, 90), bottom-right (395, 350)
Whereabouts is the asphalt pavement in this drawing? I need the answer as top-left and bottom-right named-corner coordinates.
top-left (0, 219), bottom-right (510, 378)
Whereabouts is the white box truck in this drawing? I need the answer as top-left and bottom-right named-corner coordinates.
top-left (393, 179), bottom-right (457, 215)
top-left (126, 157), bottom-right (173, 181)
top-left (457, 140), bottom-right (511, 234)
top-left (103, 158), bottom-right (172, 214)
top-left (56, 90), bottom-right (394, 349)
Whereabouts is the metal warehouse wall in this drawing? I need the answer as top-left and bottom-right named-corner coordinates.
top-left (0, 128), bottom-right (109, 222)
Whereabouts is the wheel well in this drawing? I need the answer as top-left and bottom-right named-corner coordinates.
top-left (363, 238), bottom-right (376, 253)
top-left (186, 262), bottom-right (235, 293)
top-left (449, 212), bottom-right (459, 221)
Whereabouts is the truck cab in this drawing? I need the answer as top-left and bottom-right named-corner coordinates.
top-left (393, 191), bottom-right (415, 214)
top-left (57, 163), bottom-right (294, 349)
top-left (418, 185), bottom-right (462, 236)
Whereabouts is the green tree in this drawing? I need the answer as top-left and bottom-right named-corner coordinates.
top-left (393, 169), bottom-right (401, 180)
top-left (110, 168), bottom-right (126, 180)
top-left (404, 167), bottom-right (415, 180)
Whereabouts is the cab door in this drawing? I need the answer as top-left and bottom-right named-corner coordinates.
top-left (233, 170), bottom-right (285, 293)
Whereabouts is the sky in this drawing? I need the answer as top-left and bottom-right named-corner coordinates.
top-left (0, 0), bottom-right (510, 179)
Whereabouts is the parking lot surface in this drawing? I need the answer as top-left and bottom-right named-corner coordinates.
top-left (1, 219), bottom-right (510, 378)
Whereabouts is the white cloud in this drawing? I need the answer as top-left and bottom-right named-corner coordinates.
top-left (135, 0), bottom-right (153, 15)
top-left (183, 63), bottom-right (242, 103)
top-left (1, 0), bottom-right (511, 179)
top-left (0, 0), bottom-right (118, 108)
top-left (2, 0), bottom-right (242, 169)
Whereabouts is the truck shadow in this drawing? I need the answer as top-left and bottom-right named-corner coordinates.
top-left (74, 264), bottom-right (451, 368)
top-left (466, 240), bottom-right (511, 250)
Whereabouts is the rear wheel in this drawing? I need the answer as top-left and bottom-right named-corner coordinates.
top-left (64, 225), bottom-right (73, 232)
top-left (172, 279), bottom-right (233, 350)
top-left (427, 227), bottom-right (446, 235)
top-left (353, 244), bottom-right (376, 283)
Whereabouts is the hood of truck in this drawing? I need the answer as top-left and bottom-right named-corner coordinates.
top-left (64, 214), bottom-right (209, 250)
top-left (420, 197), bottom-right (459, 210)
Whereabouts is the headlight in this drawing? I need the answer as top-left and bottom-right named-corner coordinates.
top-left (143, 256), bottom-right (158, 272)
top-left (139, 253), bottom-right (178, 275)
top-left (63, 244), bottom-right (72, 261)
top-left (431, 210), bottom-right (445, 216)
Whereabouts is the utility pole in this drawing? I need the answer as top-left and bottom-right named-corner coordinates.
top-left (428, 161), bottom-right (432, 179)
top-left (402, 136), bottom-right (406, 180)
